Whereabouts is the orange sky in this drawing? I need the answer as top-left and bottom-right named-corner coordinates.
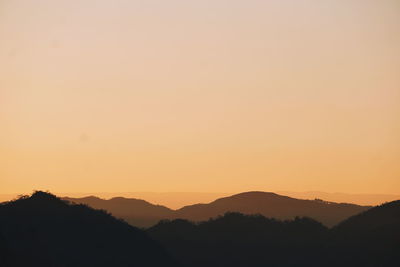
top-left (1, 0), bottom-right (400, 195)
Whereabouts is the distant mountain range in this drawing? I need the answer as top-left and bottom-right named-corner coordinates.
top-left (64, 191), bottom-right (370, 227)
top-left (2, 191), bottom-right (397, 208)
top-left (63, 196), bottom-right (173, 227)
top-left (1, 191), bottom-right (399, 267)
top-left (277, 191), bottom-right (400, 206)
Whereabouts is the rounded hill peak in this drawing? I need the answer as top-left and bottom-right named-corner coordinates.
top-left (233, 191), bottom-right (281, 197)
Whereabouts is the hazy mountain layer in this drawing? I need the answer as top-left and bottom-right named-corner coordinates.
top-left (65, 191), bottom-right (370, 227)
top-left (64, 195), bottom-right (172, 227)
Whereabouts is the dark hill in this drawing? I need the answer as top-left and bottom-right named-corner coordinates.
top-left (174, 191), bottom-right (370, 227)
top-left (148, 213), bottom-right (329, 267)
top-left (64, 196), bottom-right (172, 227)
top-left (328, 200), bottom-right (400, 266)
top-left (0, 191), bottom-right (178, 267)
top-left (333, 199), bottom-right (400, 233)
top-left (0, 231), bottom-right (12, 267)
top-left (148, 204), bottom-right (400, 267)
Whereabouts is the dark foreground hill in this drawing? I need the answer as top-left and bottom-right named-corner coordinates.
top-left (65, 191), bottom-right (370, 227)
top-left (148, 213), bottom-right (329, 267)
top-left (329, 200), bottom-right (400, 266)
top-left (148, 200), bottom-right (400, 267)
top-left (0, 191), bottom-right (178, 267)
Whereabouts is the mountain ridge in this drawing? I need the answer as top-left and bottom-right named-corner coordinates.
top-left (63, 195), bottom-right (173, 227)
top-left (64, 191), bottom-right (371, 227)
top-left (0, 191), bottom-right (178, 267)
top-left (2, 191), bottom-right (398, 267)
top-left (147, 200), bottom-right (400, 267)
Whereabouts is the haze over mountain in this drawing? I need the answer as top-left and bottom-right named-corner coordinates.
top-left (63, 196), bottom-right (173, 227)
top-left (278, 191), bottom-right (400, 206)
top-left (0, 191), bottom-right (178, 267)
top-left (2, 191), bottom-right (398, 208)
top-left (65, 191), bottom-right (370, 227)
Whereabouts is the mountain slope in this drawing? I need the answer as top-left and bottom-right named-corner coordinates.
top-left (148, 205), bottom-right (400, 267)
top-left (328, 200), bottom-right (400, 266)
top-left (174, 191), bottom-right (370, 227)
top-left (148, 213), bottom-right (329, 267)
top-left (0, 231), bottom-right (11, 267)
top-left (0, 191), bottom-right (178, 267)
top-left (64, 196), bottom-right (173, 227)
top-left (333, 199), bottom-right (400, 233)
top-left (63, 191), bottom-right (370, 227)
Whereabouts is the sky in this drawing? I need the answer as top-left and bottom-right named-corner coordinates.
top-left (1, 0), bottom-right (400, 196)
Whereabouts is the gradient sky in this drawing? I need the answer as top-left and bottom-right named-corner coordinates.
top-left (1, 0), bottom-right (399, 195)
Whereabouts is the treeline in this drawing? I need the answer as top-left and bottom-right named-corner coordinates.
top-left (147, 202), bottom-right (400, 267)
top-left (0, 191), bottom-right (178, 267)
top-left (0, 192), bottom-right (399, 267)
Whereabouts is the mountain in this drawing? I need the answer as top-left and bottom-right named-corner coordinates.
top-left (147, 213), bottom-right (328, 267)
top-left (64, 196), bottom-right (172, 227)
top-left (65, 191), bottom-right (369, 227)
top-left (0, 231), bottom-right (11, 267)
top-left (1, 191), bottom-right (397, 267)
top-left (0, 191), bottom-right (178, 267)
top-left (277, 191), bottom-right (400, 206)
top-left (148, 203), bottom-right (400, 267)
top-left (173, 191), bottom-right (370, 227)
top-left (333, 199), bottom-right (400, 233)
top-left (328, 200), bottom-right (400, 266)
top-left (148, 213), bottom-right (329, 267)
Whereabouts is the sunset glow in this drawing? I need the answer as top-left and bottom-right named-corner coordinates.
top-left (1, 0), bottom-right (399, 196)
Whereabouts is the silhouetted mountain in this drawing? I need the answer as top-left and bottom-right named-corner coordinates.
top-left (64, 196), bottom-right (172, 227)
top-left (0, 191), bottom-right (178, 267)
top-left (0, 231), bottom-right (11, 267)
top-left (64, 191), bottom-right (370, 228)
top-left (148, 213), bottom-right (329, 267)
top-left (1, 191), bottom-right (397, 267)
top-left (174, 191), bottom-right (369, 227)
top-left (333, 200), bottom-right (400, 233)
top-left (328, 200), bottom-right (400, 266)
top-left (148, 203), bottom-right (400, 267)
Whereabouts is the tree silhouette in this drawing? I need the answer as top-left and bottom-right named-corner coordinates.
top-left (148, 207), bottom-right (400, 267)
top-left (1, 191), bottom-right (399, 267)
top-left (0, 191), bottom-right (179, 267)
